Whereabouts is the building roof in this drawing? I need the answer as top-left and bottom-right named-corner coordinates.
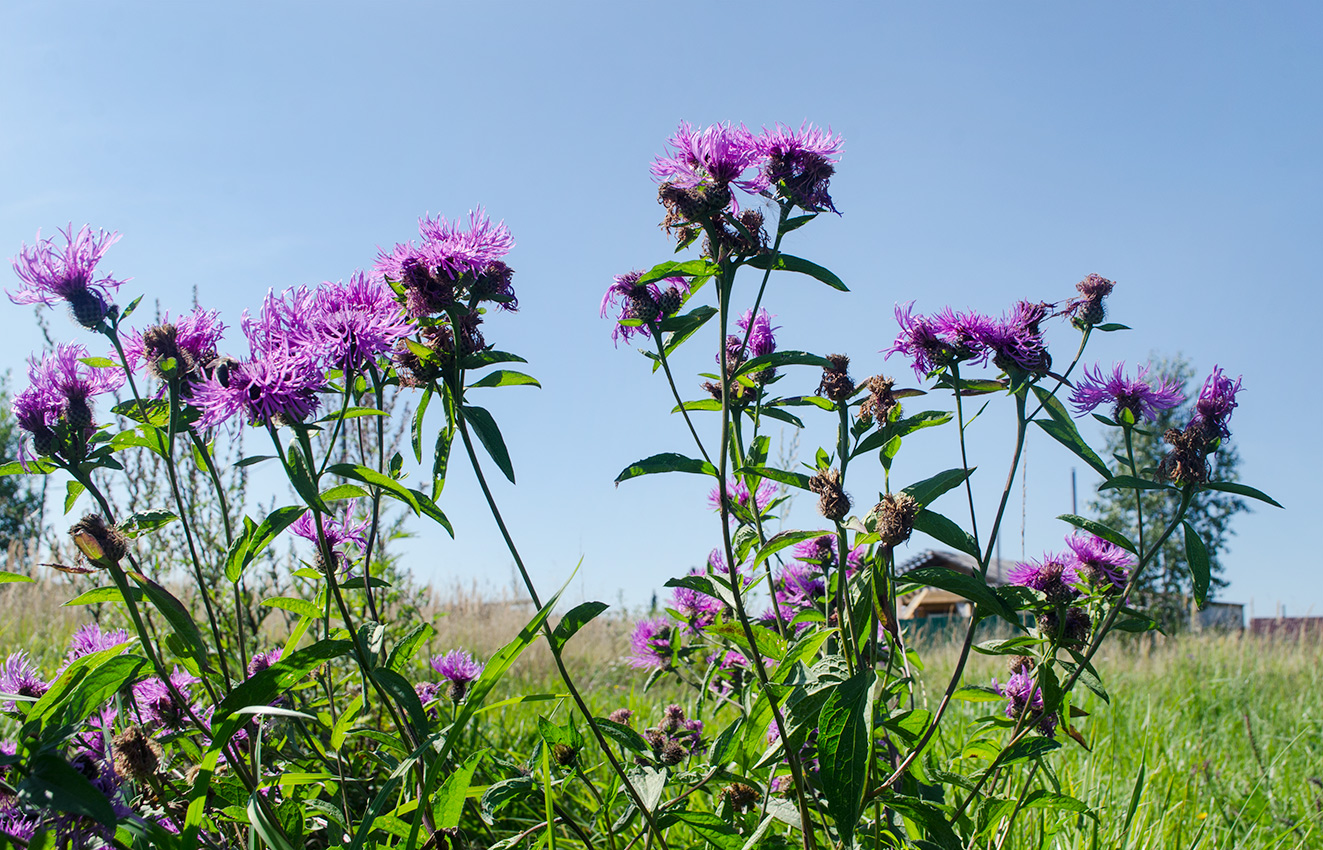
top-left (896, 549), bottom-right (1014, 587)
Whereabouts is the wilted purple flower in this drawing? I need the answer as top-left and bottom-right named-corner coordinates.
top-left (993, 670), bottom-right (1056, 736)
top-left (291, 502), bottom-right (368, 573)
top-left (1069, 363), bottom-right (1184, 423)
top-left (627, 618), bottom-right (674, 669)
top-left (669, 570), bottom-right (724, 634)
top-left (66, 623), bottom-right (131, 664)
top-left (1007, 554), bottom-right (1079, 601)
top-left (887, 302), bottom-right (953, 378)
top-left (708, 477), bottom-right (778, 518)
top-left (1064, 534), bottom-right (1132, 594)
top-left (432, 650), bottom-right (484, 702)
top-left (120, 307), bottom-right (226, 380)
top-left (601, 270), bottom-right (690, 345)
top-left (757, 122), bottom-right (844, 213)
top-left (1191, 366), bottom-right (1242, 440)
top-left (246, 648), bottom-right (282, 678)
top-left (132, 668), bottom-right (198, 730)
top-left (8, 225), bottom-right (125, 327)
top-left (0, 651), bottom-right (48, 711)
top-left (652, 122), bottom-right (768, 203)
top-left (979, 301), bottom-right (1052, 375)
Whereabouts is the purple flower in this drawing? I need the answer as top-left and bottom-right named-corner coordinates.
top-left (290, 503), bottom-right (368, 573)
top-left (246, 648), bottom-right (282, 677)
top-left (932, 308), bottom-right (998, 364)
top-left (120, 307), bottom-right (226, 378)
top-left (886, 302), bottom-right (953, 378)
top-left (601, 270), bottom-right (690, 345)
top-left (776, 561), bottom-right (825, 611)
top-left (1007, 554), bottom-right (1079, 599)
top-left (431, 650), bottom-right (483, 685)
top-left (66, 623), bottom-right (131, 664)
top-left (756, 122), bottom-right (844, 213)
top-left (132, 668), bottom-right (199, 730)
top-left (375, 208), bottom-right (516, 317)
top-left (0, 651), bottom-right (48, 711)
top-left (979, 301), bottom-right (1052, 375)
top-left (276, 275), bottom-right (414, 372)
top-left (669, 570), bottom-right (725, 634)
top-left (708, 477), bottom-right (778, 518)
top-left (792, 535), bottom-right (864, 574)
top-left (1064, 534), bottom-right (1132, 594)
top-left (8, 224), bottom-right (125, 327)
top-left (627, 618), bottom-right (674, 669)
top-left (12, 343), bottom-right (123, 460)
top-left (1069, 363), bottom-right (1184, 423)
top-left (1191, 366), bottom-right (1242, 440)
top-left (415, 680), bottom-right (442, 707)
top-left (651, 122), bottom-right (768, 204)
top-left (724, 308), bottom-right (778, 366)
top-left (993, 670), bottom-right (1056, 736)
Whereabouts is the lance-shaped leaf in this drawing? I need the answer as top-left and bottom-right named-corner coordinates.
top-left (732, 350), bottom-right (833, 379)
top-left (462, 405), bottom-right (516, 484)
top-left (550, 601), bottom-right (608, 653)
top-left (735, 464), bottom-right (813, 492)
top-left (900, 566), bottom-right (1022, 627)
top-left (817, 669), bottom-right (876, 847)
top-left (1056, 514), bottom-right (1137, 553)
top-left (912, 509), bottom-right (980, 560)
top-left (1202, 480), bottom-right (1282, 508)
top-left (902, 467), bottom-right (975, 508)
top-left (1184, 520), bottom-right (1211, 606)
top-left (615, 452), bottom-right (717, 484)
top-left (746, 252), bottom-right (848, 291)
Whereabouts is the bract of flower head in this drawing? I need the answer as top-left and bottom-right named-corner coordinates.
top-left (276, 273), bottom-right (414, 372)
top-left (1007, 553), bottom-right (1079, 599)
top-left (8, 224), bottom-right (125, 326)
top-left (431, 649), bottom-right (484, 685)
top-left (1069, 362), bottom-right (1184, 424)
top-left (886, 302), bottom-right (952, 379)
top-left (651, 122), bottom-right (769, 201)
top-left (627, 617), bottom-right (674, 669)
top-left (121, 307), bottom-right (226, 378)
top-left (756, 122), bottom-right (845, 213)
top-left (0, 651), bottom-right (48, 711)
top-left (1064, 534), bottom-right (1132, 594)
top-left (1191, 365), bottom-right (1242, 440)
top-left (601, 270), bottom-right (690, 345)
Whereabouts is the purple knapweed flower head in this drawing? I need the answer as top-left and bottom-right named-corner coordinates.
top-left (652, 121), bottom-right (768, 201)
top-left (121, 306), bottom-right (226, 391)
top-left (375, 208), bottom-right (516, 317)
top-left (726, 308), bottom-right (778, 362)
top-left (132, 668), bottom-right (199, 730)
top-left (286, 274), bottom-right (414, 372)
top-left (1068, 273), bottom-right (1115, 326)
top-left (1190, 366), bottom-right (1242, 440)
top-left (775, 560), bottom-right (826, 612)
top-left (669, 569), bottom-right (724, 634)
top-left (246, 648), bottom-right (282, 678)
top-left (887, 302), bottom-right (954, 379)
top-left (601, 270), bottom-right (690, 345)
top-left (792, 535), bottom-right (864, 575)
top-left (627, 617), bottom-right (674, 669)
top-left (979, 301), bottom-right (1052, 376)
top-left (1007, 553), bottom-right (1080, 602)
top-left (932, 307), bottom-right (998, 364)
top-left (12, 343), bottom-right (124, 458)
top-left (8, 225), bottom-right (126, 327)
top-left (291, 503), bottom-right (368, 573)
top-left (757, 122), bottom-right (844, 213)
top-left (1064, 534), bottom-right (1132, 595)
top-left (0, 651), bottom-right (48, 711)
top-left (432, 649), bottom-right (484, 701)
top-left (708, 476), bottom-right (778, 518)
top-left (415, 680), bottom-right (442, 706)
top-left (993, 670), bottom-right (1056, 736)
top-left (1069, 362), bottom-right (1184, 424)
top-left (0, 808), bottom-right (40, 844)
top-left (66, 623), bottom-right (131, 664)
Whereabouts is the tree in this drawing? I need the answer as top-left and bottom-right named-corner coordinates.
top-left (1088, 354), bottom-right (1248, 629)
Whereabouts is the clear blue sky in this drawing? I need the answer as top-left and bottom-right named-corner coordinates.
top-left (2, 2), bottom-right (1319, 617)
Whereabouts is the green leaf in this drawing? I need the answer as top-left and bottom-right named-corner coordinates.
top-left (433, 423), bottom-right (454, 495)
top-left (78, 356), bottom-right (120, 369)
top-left (63, 585), bottom-right (142, 606)
top-left (212, 639), bottom-right (355, 739)
top-left (460, 349), bottom-right (528, 369)
top-left (410, 384), bottom-right (432, 463)
top-left (226, 506), bottom-right (307, 582)
top-left (1034, 418), bottom-right (1113, 480)
top-left (709, 621), bottom-right (786, 663)
top-left (320, 483), bottom-right (369, 502)
top-left (1055, 514), bottom-right (1137, 553)
top-left (64, 480), bottom-right (85, 514)
top-left (615, 452), bottom-right (717, 484)
top-left (374, 667), bottom-right (431, 739)
top-left (752, 529), bottom-right (827, 570)
top-left (651, 305), bottom-right (718, 370)
top-left (53, 655), bottom-right (149, 727)
top-left (745, 252), bottom-right (848, 292)
top-left (901, 566), bottom-right (1021, 627)
top-left (1098, 474), bottom-right (1173, 492)
top-left (1184, 520), bottom-right (1211, 606)
top-left (911, 509), bottom-right (980, 559)
top-left (387, 622), bottom-right (435, 673)
top-left (17, 754), bottom-right (118, 827)
top-left (129, 572), bottom-right (210, 665)
top-left (732, 350), bottom-right (833, 379)
top-left (735, 465), bottom-right (813, 492)
top-left (594, 718), bottom-right (650, 752)
top-left (0, 458), bottom-right (56, 475)
top-left (248, 791), bottom-right (299, 850)
top-left (817, 669), bottom-right (876, 847)
top-left (481, 776), bottom-right (539, 824)
top-left (119, 509), bottom-right (179, 538)
top-left (999, 736), bottom-right (1061, 765)
top-left (780, 213), bottom-right (817, 234)
top-left (902, 467), bottom-right (975, 509)
top-left (1203, 480), bottom-right (1282, 508)
top-left (658, 811), bottom-right (742, 850)
top-left (236, 455), bottom-right (276, 468)
top-left (316, 406), bottom-right (387, 422)
top-left (468, 369), bottom-right (541, 390)
top-left (0, 571), bottom-right (34, 584)
top-left (1023, 789), bottom-right (1096, 819)
top-left (434, 750), bottom-right (485, 830)
top-left (1120, 759), bottom-right (1146, 850)
top-left (550, 601), bottom-right (608, 653)
top-left (1094, 322), bottom-right (1130, 332)
top-left (461, 405), bottom-right (516, 484)
top-left (285, 441), bottom-right (325, 512)
top-left (261, 596), bottom-right (323, 619)
top-left (326, 463), bottom-right (424, 513)
top-left (636, 258), bottom-right (717, 287)
top-left (952, 685), bottom-right (1006, 702)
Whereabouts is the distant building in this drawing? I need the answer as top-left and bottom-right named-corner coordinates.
top-left (894, 549), bottom-right (1013, 620)
top-left (1250, 617), bottom-right (1323, 638)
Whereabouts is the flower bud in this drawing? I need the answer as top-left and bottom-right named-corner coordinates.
top-left (70, 514), bottom-right (126, 564)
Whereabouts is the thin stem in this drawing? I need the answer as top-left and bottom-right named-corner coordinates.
top-left (950, 362), bottom-right (981, 548)
top-left (651, 327), bottom-right (712, 466)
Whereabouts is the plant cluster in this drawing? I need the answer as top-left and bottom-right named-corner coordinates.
top-left (0, 120), bottom-right (1278, 850)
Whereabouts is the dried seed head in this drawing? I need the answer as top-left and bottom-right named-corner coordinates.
top-left (871, 492), bottom-right (919, 548)
top-left (809, 468), bottom-right (850, 522)
top-left (659, 740), bottom-right (687, 766)
top-left (1008, 655), bottom-right (1035, 675)
top-left (69, 514), bottom-right (126, 564)
top-left (1159, 426), bottom-right (1209, 485)
top-left (113, 725), bottom-right (162, 782)
top-left (818, 354), bottom-right (854, 402)
top-left (661, 704), bottom-right (686, 732)
top-left (607, 708), bottom-right (634, 727)
top-left (859, 375), bottom-right (899, 427)
top-left (723, 782), bottom-right (760, 813)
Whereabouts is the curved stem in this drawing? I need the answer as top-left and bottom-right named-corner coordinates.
top-left (650, 328), bottom-right (712, 466)
top-left (950, 363), bottom-right (981, 548)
